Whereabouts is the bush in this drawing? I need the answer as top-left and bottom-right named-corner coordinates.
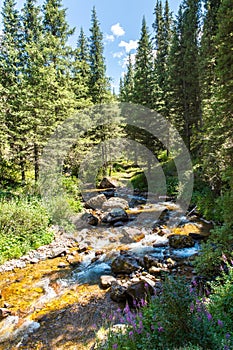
top-left (0, 198), bottom-right (53, 263)
top-left (96, 276), bottom-right (233, 350)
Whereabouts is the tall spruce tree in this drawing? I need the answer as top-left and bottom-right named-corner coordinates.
top-left (73, 27), bottom-right (92, 108)
top-left (153, 0), bottom-right (172, 113)
top-left (133, 17), bottom-right (155, 108)
top-left (168, 0), bottom-right (201, 152)
top-left (0, 0), bottom-right (28, 182)
top-left (89, 7), bottom-right (111, 104)
top-left (119, 54), bottom-right (134, 102)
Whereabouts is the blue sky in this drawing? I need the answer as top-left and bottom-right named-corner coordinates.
top-left (1, 0), bottom-right (181, 92)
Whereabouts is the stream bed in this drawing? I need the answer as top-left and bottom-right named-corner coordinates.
top-left (0, 189), bottom-right (213, 349)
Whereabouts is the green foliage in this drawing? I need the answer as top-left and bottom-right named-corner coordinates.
top-left (209, 259), bottom-right (233, 332)
top-left (130, 172), bottom-right (147, 191)
top-left (0, 198), bottom-right (53, 263)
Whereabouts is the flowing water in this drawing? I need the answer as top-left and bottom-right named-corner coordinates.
top-left (0, 189), bottom-right (213, 347)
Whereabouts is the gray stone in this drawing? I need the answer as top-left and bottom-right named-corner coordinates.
top-left (126, 279), bottom-right (155, 305)
top-left (49, 247), bottom-right (67, 259)
top-left (85, 194), bottom-right (107, 209)
top-left (100, 275), bottom-right (117, 289)
top-left (99, 177), bottom-right (118, 189)
top-left (120, 227), bottom-right (145, 244)
top-left (111, 255), bottom-right (140, 275)
top-left (102, 197), bottom-right (129, 211)
top-left (102, 208), bottom-right (128, 224)
top-left (110, 282), bottom-right (127, 302)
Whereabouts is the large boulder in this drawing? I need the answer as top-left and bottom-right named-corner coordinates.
top-left (85, 194), bottom-right (107, 209)
top-left (102, 197), bottom-right (129, 211)
top-left (125, 279), bottom-right (155, 305)
top-left (168, 234), bottom-right (195, 249)
top-left (111, 255), bottom-right (140, 274)
top-left (102, 208), bottom-right (128, 225)
top-left (120, 227), bottom-right (145, 244)
top-left (99, 177), bottom-right (118, 189)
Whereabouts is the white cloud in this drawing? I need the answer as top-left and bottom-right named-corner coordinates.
top-left (113, 51), bottom-right (124, 58)
top-left (111, 23), bottom-right (125, 37)
top-left (105, 34), bottom-right (115, 42)
top-left (119, 40), bottom-right (138, 53)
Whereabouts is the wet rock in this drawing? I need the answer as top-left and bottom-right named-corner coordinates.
top-left (99, 177), bottom-right (118, 189)
top-left (120, 227), bottom-right (145, 244)
top-left (143, 255), bottom-right (162, 270)
top-left (188, 232), bottom-right (207, 241)
top-left (113, 221), bottom-right (124, 227)
top-left (102, 197), bottom-right (129, 211)
top-left (85, 194), bottom-right (107, 209)
top-left (126, 279), bottom-right (155, 305)
top-left (111, 255), bottom-right (140, 275)
top-left (100, 275), bottom-right (117, 289)
top-left (168, 234), bottom-right (195, 249)
top-left (0, 308), bottom-right (12, 320)
top-left (110, 282), bottom-right (127, 302)
top-left (102, 208), bottom-right (128, 224)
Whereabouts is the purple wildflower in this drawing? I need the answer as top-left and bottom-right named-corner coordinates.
top-left (151, 324), bottom-right (155, 331)
top-left (124, 303), bottom-right (130, 314)
top-left (222, 254), bottom-right (227, 262)
top-left (206, 312), bottom-right (212, 321)
top-left (190, 303), bottom-right (194, 313)
top-left (158, 326), bottom-right (164, 332)
top-left (129, 331), bottom-right (134, 338)
top-left (112, 344), bottom-right (118, 349)
top-left (218, 319), bottom-right (224, 327)
top-left (226, 333), bottom-right (231, 340)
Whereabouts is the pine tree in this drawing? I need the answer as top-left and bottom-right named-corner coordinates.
top-left (168, 0), bottom-right (201, 152)
top-left (119, 54), bottom-right (134, 102)
top-left (73, 27), bottom-right (92, 108)
top-left (0, 0), bottom-right (28, 182)
top-left (89, 7), bottom-right (111, 104)
top-left (153, 0), bottom-right (172, 154)
top-left (133, 17), bottom-right (155, 108)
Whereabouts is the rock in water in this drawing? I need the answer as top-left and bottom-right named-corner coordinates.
top-left (99, 177), bottom-right (118, 189)
top-left (85, 194), bottom-right (107, 209)
top-left (120, 227), bottom-right (145, 244)
top-left (102, 208), bottom-right (128, 224)
top-left (168, 234), bottom-right (195, 249)
top-left (111, 255), bottom-right (140, 274)
top-left (102, 197), bottom-right (129, 211)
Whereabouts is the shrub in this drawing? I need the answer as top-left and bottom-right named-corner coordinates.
top-left (0, 198), bottom-right (53, 263)
top-left (96, 276), bottom-right (233, 350)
